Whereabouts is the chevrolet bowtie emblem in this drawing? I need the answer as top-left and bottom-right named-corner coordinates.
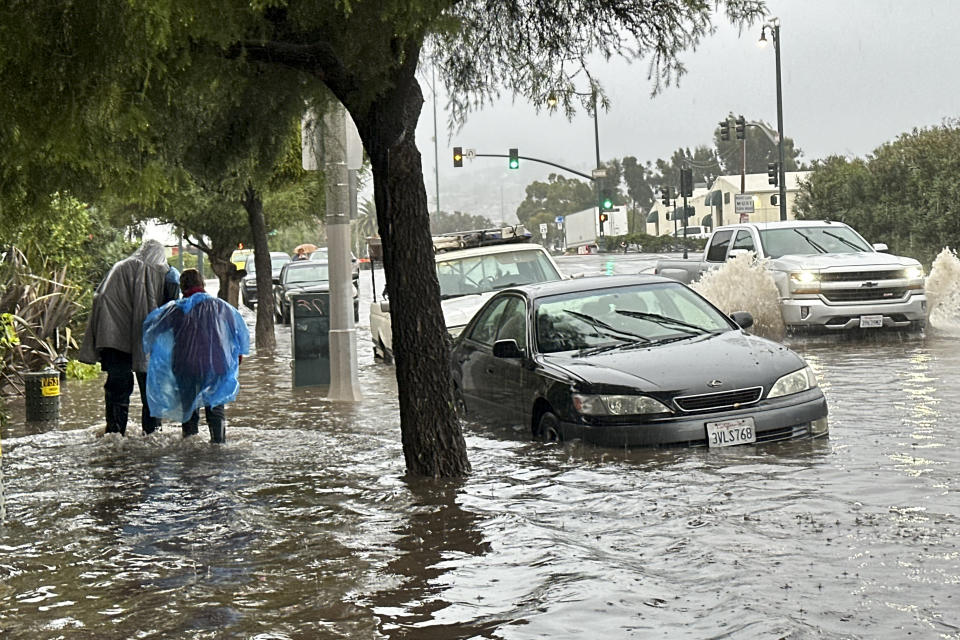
top-left (861, 281), bottom-right (879, 287)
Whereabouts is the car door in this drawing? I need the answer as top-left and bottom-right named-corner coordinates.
top-left (457, 295), bottom-right (527, 428)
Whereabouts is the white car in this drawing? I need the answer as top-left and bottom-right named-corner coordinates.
top-left (670, 225), bottom-right (712, 240)
top-left (369, 243), bottom-right (564, 362)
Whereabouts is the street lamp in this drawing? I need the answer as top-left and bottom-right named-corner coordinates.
top-left (758, 18), bottom-right (787, 221)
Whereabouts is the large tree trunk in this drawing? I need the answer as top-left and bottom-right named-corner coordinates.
top-left (209, 254), bottom-right (243, 307)
top-left (357, 79), bottom-right (470, 478)
top-left (243, 186), bottom-right (277, 353)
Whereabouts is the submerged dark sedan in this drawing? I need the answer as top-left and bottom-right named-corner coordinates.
top-left (450, 275), bottom-right (828, 448)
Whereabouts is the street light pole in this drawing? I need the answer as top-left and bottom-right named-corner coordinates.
top-left (761, 19), bottom-right (788, 221)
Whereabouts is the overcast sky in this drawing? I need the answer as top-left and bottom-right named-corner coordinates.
top-left (416, 0), bottom-right (960, 220)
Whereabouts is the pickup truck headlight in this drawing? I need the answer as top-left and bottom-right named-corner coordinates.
top-left (767, 366), bottom-right (818, 399)
top-left (905, 266), bottom-right (924, 280)
top-left (573, 394), bottom-right (671, 416)
top-left (789, 271), bottom-right (819, 284)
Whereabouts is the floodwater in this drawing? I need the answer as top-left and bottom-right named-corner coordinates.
top-left (1, 254), bottom-right (959, 639)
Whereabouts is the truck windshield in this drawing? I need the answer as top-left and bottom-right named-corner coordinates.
top-left (758, 226), bottom-right (873, 258)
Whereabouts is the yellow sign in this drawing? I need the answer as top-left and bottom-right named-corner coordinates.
top-left (40, 375), bottom-right (60, 397)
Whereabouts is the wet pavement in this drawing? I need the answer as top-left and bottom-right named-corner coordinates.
top-left (1, 254), bottom-right (959, 639)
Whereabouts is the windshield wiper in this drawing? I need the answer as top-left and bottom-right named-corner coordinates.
top-left (615, 310), bottom-right (708, 334)
top-left (792, 229), bottom-right (828, 253)
top-left (822, 230), bottom-right (869, 252)
top-left (562, 309), bottom-right (650, 343)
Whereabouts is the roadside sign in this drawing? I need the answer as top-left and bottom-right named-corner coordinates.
top-left (556, 222), bottom-right (563, 230)
top-left (734, 194), bottom-right (755, 214)
top-left (591, 168), bottom-right (607, 179)
top-left (554, 215), bottom-right (564, 223)
top-left (539, 223), bottom-right (548, 237)
top-left (464, 148), bottom-right (477, 159)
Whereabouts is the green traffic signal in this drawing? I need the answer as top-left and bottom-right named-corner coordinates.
top-left (508, 147), bottom-right (519, 169)
top-left (602, 197), bottom-right (613, 210)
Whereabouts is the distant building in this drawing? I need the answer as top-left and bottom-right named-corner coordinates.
top-left (644, 186), bottom-right (711, 236)
top-left (645, 171), bottom-right (811, 235)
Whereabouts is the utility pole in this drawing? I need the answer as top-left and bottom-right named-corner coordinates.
top-left (322, 104), bottom-right (362, 401)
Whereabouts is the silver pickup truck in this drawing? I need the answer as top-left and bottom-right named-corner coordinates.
top-left (653, 220), bottom-right (927, 330)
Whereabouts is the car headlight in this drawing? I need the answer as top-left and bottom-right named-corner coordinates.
top-left (767, 366), bottom-right (818, 399)
top-left (905, 266), bottom-right (924, 280)
top-left (573, 394), bottom-right (671, 416)
top-left (789, 271), bottom-right (819, 284)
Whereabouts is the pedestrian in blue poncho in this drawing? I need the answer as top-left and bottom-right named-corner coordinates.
top-left (142, 268), bottom-right (250, 443)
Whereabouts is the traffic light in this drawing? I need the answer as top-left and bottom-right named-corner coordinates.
top-left (719, 120), bottom-right (730, 141)
top-left (679, 168), bottom-right (693, 198)
top-left (660, 186), bottom-right (671, 206)
top-left (453, 146), bottom-right (463, 168)
top-left (768, 162), bottom-right (779, 186)
top-left (508, 147), bottom-right (519, 169)
top-left (599, 212), bottom-right (609, 224)
top-left (600, 189), bottom-right (614, 211)
top-left (735, 115), bottom-right (746, 140)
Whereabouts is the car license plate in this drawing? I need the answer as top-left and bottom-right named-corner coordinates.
top-left (859, 315), bottom-right (883, 328)
top-left (705, 417), bottom-right (756, 448)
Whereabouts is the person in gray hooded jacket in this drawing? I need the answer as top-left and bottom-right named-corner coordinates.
top-left (79, 240), bottom-right (180, 435)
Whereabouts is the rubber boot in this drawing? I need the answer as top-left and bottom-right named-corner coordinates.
top-left (105, 400), bottom-right (128, 435)
top-left (207, 406), bottom-right (226, 444)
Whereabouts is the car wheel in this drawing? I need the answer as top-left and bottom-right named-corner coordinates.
top-left (536, 410), bottom-right (562, 443)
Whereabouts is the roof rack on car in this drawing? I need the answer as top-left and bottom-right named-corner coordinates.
top-left (431, 224), bottom-right (532, 253)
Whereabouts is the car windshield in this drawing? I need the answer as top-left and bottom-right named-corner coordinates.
top-left (436, 249), bottom-right (562, 299)
top-left (534, 282), bottom-right (732, 354)
top-left (759, 226), bottom-right (873, 258)
top-left (245, 255), bottom-right (290, 274)
top-left (284, 264), bottom-right (329, 284)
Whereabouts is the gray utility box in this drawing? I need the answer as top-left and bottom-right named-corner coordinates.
top-left (290, 292), bottom-right (330, 387)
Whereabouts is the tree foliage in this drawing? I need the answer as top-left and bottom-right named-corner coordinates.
top-left (515, 174), bottom-right (596, 226)
top-left (713, 115), bottom-right (803, 175)
top-left (795, 124), bottom-right (960, 267)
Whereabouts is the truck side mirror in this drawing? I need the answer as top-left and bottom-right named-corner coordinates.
top-left (872, 243), bottom-right (889, 252)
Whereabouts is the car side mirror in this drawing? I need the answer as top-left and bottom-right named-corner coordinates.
top-left (492, 339), bottom-right (524, 359)
top-left (272, 277), bottom-right (280, 284)
top-left (730, 311), bottom-right (754, 330)
top-left (872, 243), bottom-right (889, 252)
top-left (379, 301), bottom-right (390, 313)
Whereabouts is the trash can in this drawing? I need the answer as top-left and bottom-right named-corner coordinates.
top-left (291, 292), bottom-right (330, 387)
top-left (24, 368), bottom-right (61, 423)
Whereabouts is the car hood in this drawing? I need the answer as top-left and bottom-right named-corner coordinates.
top-left (541, 330), bottom-right (805, 396)
top-left (284, 282), bottom-right (331, 293)
top-left (441, 292), bottom-right (497, 329)
top-left (773, 252), bottom-right (920, 270)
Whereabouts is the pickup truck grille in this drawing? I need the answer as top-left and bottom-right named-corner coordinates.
top-left (819, 269), bottom-right (907, 282)
top-left (674, 387), bottom-right (763, 412)
top-left (822, 287), bottom-right (909, 303)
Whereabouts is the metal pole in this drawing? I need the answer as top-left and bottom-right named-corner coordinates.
top-left (740, 138), bottom-right (746, 194)
top-left (593, 92), bottom-right (603, 237)
top-left (432, 65), bottom-right (440, 218)
top-left (774, 23), bottom-right (787, 221)
top-left (323, 105), bottom-right (362, 401)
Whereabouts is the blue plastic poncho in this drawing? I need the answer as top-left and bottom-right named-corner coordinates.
top-left (143, 293), bottom-right (251, 423)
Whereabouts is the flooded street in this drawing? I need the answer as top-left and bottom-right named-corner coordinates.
top-left (2, 254), bottom-right (959, 639)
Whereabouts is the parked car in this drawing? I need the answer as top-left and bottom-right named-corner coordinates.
top-left (450, 275), bottom-right (828, 448)
top-left (308, 247), bottom-right (359, 286)
top-left (369, 241), bottom-right (565, 362)
top-left (241, 252), bottom-right (291, 308)
top-left (669, 225), bottom-right (712, 240)
top-left (654, 220), bottom-right (926, 331)
top-left (273, 260), bottom-right (359, 324)
top-left (230, 248), bottom-right (254, 270)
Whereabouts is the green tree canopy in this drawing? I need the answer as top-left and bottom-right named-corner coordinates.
top-left (515, 174), bottom-right (596, 226)
top-left (713, 114), bottom-right (803, 175)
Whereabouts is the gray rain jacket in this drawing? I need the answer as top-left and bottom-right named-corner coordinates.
top-left (78, 240), bottom-right (179, 372)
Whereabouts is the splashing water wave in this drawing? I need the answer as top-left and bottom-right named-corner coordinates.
top-left (925, 247), bottom-right (960, 334)
top-left (691, 253), bottom-right (785, 341)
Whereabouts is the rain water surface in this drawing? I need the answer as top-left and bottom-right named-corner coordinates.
top-left (1, 254), bottom-right (959, 639)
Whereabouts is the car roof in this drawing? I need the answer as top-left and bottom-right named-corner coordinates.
top-left (716, 220), bottom-right (848, 231)
top-left (285, 259), bottom-right (327, 268)
top-left (433, 242), bottom-right (550, 262)
top-left (499, 274), bottom-right (677, 299)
